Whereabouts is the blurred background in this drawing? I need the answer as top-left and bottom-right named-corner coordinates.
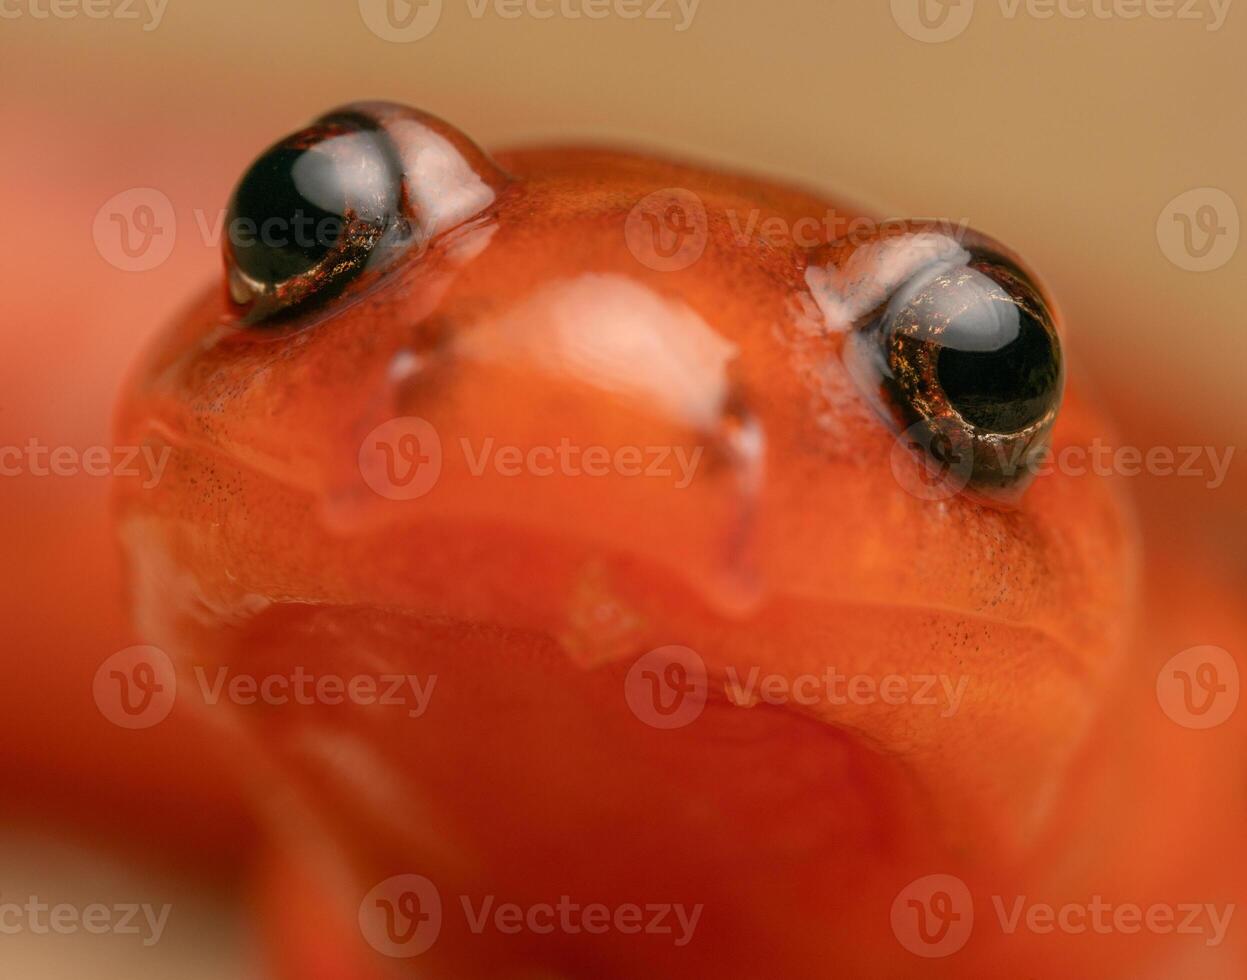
top-left (0, 0), bottom-right (1242, 975)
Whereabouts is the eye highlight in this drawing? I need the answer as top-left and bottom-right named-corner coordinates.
top-left (927, 265), bottom-right (1059, 433)
top-left (815, 224), bottom-right (1064, 504)
top-left (223, 102), bottom-right (507, 326)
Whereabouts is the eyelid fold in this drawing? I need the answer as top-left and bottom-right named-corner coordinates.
top-left (223, 101), bottom-right (509, 326)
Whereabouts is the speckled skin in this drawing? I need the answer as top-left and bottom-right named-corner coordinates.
top-left (114, 106), bottom-right (1242, 978)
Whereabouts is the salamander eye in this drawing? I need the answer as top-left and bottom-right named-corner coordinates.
top-left (810, 224), bottom-right (1064, 504)
top-left (224, 101), bottom-right (506, 325)
top-left (225, 117), bottom-right (399, 321)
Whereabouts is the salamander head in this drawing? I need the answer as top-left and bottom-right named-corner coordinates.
top-left (116, 102), bottom-right (1138, 863)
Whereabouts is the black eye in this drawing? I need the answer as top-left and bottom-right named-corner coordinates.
top-left (225, 114), bottom-right (406, 323)
top-left (829, 227), bottom-right (1064, 503)
top-left (223, 102), bottom-right (508, 326)
top-left (932, 269), bottom-right (1059, 433)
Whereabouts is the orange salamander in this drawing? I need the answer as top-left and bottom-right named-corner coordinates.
top-left (114, 102), bottom-right (1246, 978)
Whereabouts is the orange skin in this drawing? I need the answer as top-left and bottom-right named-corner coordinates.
top-left (0, 107), bottom-right (254, 871)
top-left (114, 105), bottom-right (1245, 977)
